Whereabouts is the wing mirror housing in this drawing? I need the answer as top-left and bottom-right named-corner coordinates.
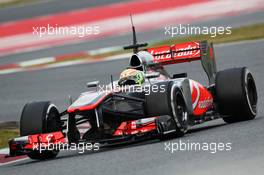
top-left (86, 81), bottom-right (99, 88)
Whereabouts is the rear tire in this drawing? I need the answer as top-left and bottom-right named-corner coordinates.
top-left (215, 67), bottom-right (257, 123)
top-left (20, 101), bottom-right (62, 160)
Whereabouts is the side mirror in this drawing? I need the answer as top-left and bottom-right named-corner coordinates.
top-left (86, 81), bottom-right (99, 88)
top-left (145, 72), bottom-right (160, 79)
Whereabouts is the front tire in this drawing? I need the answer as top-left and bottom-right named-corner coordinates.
top-left (170, 86), bottom-right (189, 137)
top-left (20, 101), bottom-right (62, 160)
top-left (215, 67), bottom-right (257, 123)
top-left (146, 82), bottom-right (189, 137)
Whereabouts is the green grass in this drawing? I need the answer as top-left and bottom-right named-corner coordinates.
top-left (0, 0), bottom-right (41, 8)
top-left (0, 128), bottom-right (19, 149)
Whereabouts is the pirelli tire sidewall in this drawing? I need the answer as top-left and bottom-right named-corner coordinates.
top-left (215, 67), bottom-right (258, 123)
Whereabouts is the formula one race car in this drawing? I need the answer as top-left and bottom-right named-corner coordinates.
top-left (7, 23), bottom-right (257, 160)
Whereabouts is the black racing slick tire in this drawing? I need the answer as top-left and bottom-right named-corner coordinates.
top-left (215, 67), bottom-right (257, 123)
top-left (20, 101), bottom-right (62, 160)
top-left (146, 81), bottom-right (189, 137)
top-left (170, 86), bottom-right (189, 137)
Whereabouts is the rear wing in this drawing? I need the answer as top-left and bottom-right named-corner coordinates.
top-left (147, 41), bottom-right (217, 85)
top-left (147, 42), bottom-right (201, 65)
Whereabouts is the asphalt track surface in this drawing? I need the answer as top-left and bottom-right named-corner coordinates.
top-left (0, 0), bottom-right (130, 22)
top-left (1, 40), bottom-right (264, 174)
top-left (1, 39), bottom-right (264, 122)
top-left (0, 11), bottom-right (263, 65)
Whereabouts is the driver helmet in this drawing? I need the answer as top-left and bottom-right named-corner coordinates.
top-left (118, 68), bottom-right (145, 86)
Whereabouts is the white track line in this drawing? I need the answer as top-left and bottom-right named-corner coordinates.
top-left (19, 57), bottom-right (55, 67)
top-left (0, 157), bottom-right (29, 166)
top-left (0, 148), bottom-right (29, 166)
top-left (0, 39), bottom-right (263, 76)
top-left (0, 148), bottom-right (9, 154)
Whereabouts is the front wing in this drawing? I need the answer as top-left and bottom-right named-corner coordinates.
top-left (7, 116), bottom-right (175, 157)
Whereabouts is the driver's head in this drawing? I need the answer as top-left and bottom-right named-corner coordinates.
top-left (118, 68), bottom-right (145, 86)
